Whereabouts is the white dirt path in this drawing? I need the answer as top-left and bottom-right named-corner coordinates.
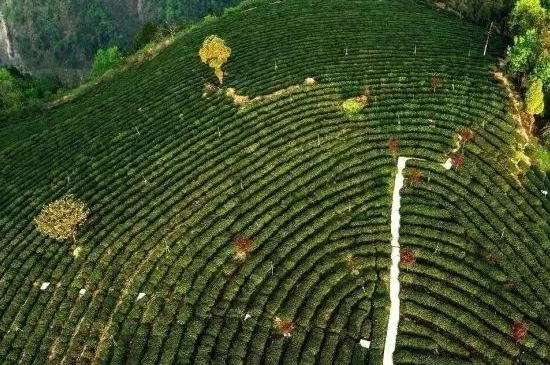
top-left (383, 156), bottom-right (451, 365)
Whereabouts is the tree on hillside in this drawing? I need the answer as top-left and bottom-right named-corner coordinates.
top-left (400, 248), bottom-right (417, 268)
top-left (35, 195), bottom-right (89, 242)
top-left (199, 35), bottom-right (231, 85)
top-left (509, 0), bottom-right (546, 34)
top-left (0, 68), bottom-right (23, 113)
top-left (407, 170), bottom-right (423, 185)
top-left (507, 29), bottom-right (540, 78)
top-left (92, 46), bottom-right (123, 77)
top-left (506, 0), bottom-right (550, 87)
top-left (526, 78), bottom-right (545, 114)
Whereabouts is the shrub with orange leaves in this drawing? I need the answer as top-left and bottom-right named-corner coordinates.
top-left (511, 321), bottom-right (528, 342)
top-left (274, 317), bottom-right (294, 337)
top-left (232, 235), bottom-right (252, 261)
top-left (400, 248), bottom-right (416, 268)
top-left (449, 152), bottom-right (465, 169)
top-left (407, 169), bottom-right (422, 185)
top-left (388, 137), bottom-right (399, 159)
top-left (430, 77), bottom-right (441, 92)
top-left (459, 128), bottom-right (474, 142)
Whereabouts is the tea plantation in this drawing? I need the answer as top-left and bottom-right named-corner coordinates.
top-left (0, 0), bottom-right (549, 364)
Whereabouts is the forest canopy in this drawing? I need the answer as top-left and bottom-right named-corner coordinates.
top-left (0, 0), bottom-right (241, 76)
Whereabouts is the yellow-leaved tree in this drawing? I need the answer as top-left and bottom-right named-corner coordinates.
top-left (199, 35), bottom-right (231, 85)
top-left (35, 195), bottom-right (89, 242)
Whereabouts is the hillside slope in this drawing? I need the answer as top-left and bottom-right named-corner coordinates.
top-left (1, 0), bottom-right (550, 364)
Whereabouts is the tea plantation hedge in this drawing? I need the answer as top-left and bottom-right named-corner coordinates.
top-left (0, 0), bottom-right (549, 364)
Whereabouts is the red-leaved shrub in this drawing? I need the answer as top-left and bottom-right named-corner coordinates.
top-left (232, 235), bottom-right (252, 261)
top-left (408, 170), bottom-right (422, 185)
top-left (449, 152), bottom-right (465, 169)
top-left (459, 128), bottom-right (474, 141)
top-left (274, 317), bottom-right (294, 337)
top-left (511, 321), bottom-right (528, 342)
top-left (389, 137), bottom-right (399, 159)
top-left (401, 248), bottom-right (417, 268)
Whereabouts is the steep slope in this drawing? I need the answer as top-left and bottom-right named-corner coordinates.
top-left (0, 0), bottom-right (549, 364)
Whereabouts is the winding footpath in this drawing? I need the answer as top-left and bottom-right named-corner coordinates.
top-left (383, 156), bottom-right (452, 365)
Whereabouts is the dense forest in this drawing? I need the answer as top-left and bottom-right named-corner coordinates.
top-left (425, 0), bottom-right (514, 27)
top-left (0, 0), bottom-right (241, 81)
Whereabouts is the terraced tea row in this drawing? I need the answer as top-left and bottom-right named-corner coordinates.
top-left (396, 154), bottom-right (550, 364)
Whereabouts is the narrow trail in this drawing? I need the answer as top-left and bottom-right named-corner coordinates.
top-left (383, 156), bottom-right (451, 365)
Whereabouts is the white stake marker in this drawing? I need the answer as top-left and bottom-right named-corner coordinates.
top-left (360, 339), bottom-right (371, 348)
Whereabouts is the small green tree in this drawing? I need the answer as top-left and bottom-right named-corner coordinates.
top-left (525, 78), bottom-right (545, 114)
top-left (35, 195), bottom-right (89, 241)
top-left (133, 22), bottom-right (160, 50)
top-left (91, 46), bottom-right (123, 76)
top-left (533, 50), bottom-right (550, 85)
top-left (0, 68), bottom-right (23, 113)
top-left (507, 29), bottom-right (540, 76)
top-left (342, 98), bottom-right (362, 115)
top-left (199, 35), bottom-right (231, 85)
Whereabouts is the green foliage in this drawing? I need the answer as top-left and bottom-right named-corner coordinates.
top-left (133, 22), bottom-right (160, 50)
top-left (533, 50), bottom-right (550, 86)
top-left (163, 0), bottom-right (188, 24)
top-left (419, 0), bottom-right (513, 27)
top-left (509, 0), bottom-right (546, 33)
top-left (0, 68), bottom-right (23, 113)
top-left (506, 0), bottom-right (550, 127)
top-left (91, 46), bottom-right (123, 77)
top-left (2, 0), bottom-right (242, 78)
top-left (0, 67), bottom-right (61, 115)
top-left (526, 78), bottom-right (545, 114)
top-left (3, 0), bottom-right (131, 73)
top-left (507, 29), bottom-right (540, 75)
top-left (541, 126), bottom-right (550, 145)
top-left (342, 98), bottom-right (363, 115)
top-left (526, 143), bottom-right (550, 170)
top-left (203, 14), bottom-right (218, 23)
